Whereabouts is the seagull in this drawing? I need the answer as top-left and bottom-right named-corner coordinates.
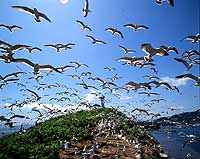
top-left (155, 0), bottom-right (174, 7)
top-left (76, 20), bottom-right (92, 31)
top-left (25, 47), bottom-right (42, 53)
top-left (86, 35), bottom-right (106, 44)
top-left (0, 72), bottom-right (26, 81)
top-left (135, 62), bottom-right (155, 68)
top-left (159, 45), bottom-right (178, 54)
top-left (119, 45), bottom-right (136, 54)
top-left (12, 6), bottom-right (51, 22)
top-left (182, 50), bottom-right (200, 59)
top-left (183, 33), bottom-right (200, 44)
top-left (12, 58), bottom-right (62, 74)
top-left (104, 67), bottom-right (116, 71)
top-left (150, 68), bottom-right (158, 74)
top-left (138, 92), bottom-right (160, 97)
top-left (151, 98), bottom-right (166, 103)
top-left (143, 75), bottom-right (160, 80)
top-left (76, 80), bottom-right (97, 90)
top-left (132, 108), bottom-right (150, 116)
top-left (174, 58), bottom-right (193, 71)
top-left (176, 74), bottom-right (200, 86)
top-left (0, 24), bottom-right (23, 32)
top-left (83, 0), bottom-right (90, 17)
top-left (1, 44), bottom-right (31, 55)
top-left (105, 28), bottom-right (124, 39)
top-left (44, 44), bottom-right (65, 52)
top-left (149, 80), bottom-right (173, 89)
top-left (70, 61), bottom-right (89, 70)
top-left (90, 77), bottom-right (117, 88)
top-left (123, 24), bottom-right (149, 31)
top-left (123, 81), bottom-right (151, 91)
top-left (141, 43), bottom-right (177, 61)
top-left (26, 89), bottom-right (41, 101)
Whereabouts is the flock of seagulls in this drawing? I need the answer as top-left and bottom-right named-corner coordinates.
top-left (0, 0), bottom-right (199, 156)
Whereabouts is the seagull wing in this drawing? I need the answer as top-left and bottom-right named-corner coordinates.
top-left (116, 30), bottom-right (124, 39)
top-left (39, 64), bottom-right (62, 73)
top-left (174, 58), bottom-right (189, 68)
top-left (168, 0), bottom-right (174, 6)
top-left (76, 20), bottom-right (85, 28)
top-left (38, 12), bottom-right (51, 22)
top-left (12, 58), bottom-right (35, 68)
top-left (86, 35), bottom-right (96, 42)
top-left (12, 6), bottom-right (34, 15)
top-left (138, 25), bottom-right (149, 29)
top-left (10, 25), bottom-right (23, 30)
top-left (176, 74), bottom-right (199, 82)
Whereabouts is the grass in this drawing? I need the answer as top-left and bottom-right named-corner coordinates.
top-left (0, 107), bottom-right (140, 159)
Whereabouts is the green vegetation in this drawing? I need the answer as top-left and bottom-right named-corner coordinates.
top-left (0, 108), bottom-right (139, 159)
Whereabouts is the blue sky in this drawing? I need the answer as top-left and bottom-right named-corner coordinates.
top-left (0, 0), bottom-right (199, 124)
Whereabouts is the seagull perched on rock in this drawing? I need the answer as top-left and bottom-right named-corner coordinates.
top-left (12, 58), bottom-right (62, 74)
top-left (105, 28), bottom-right (124, 39)
top-left (12, 6), bottom-right (51, 22)
top-left (0, 24), bottom-right (23, 32)
top-left (123, 24), bottom-right (149, 31)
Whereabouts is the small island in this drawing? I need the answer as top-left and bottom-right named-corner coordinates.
top-left (0, 108), bottom-right (169, 159)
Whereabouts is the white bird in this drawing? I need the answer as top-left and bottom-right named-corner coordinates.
top-left (83, 0), bottom-right (90, 17)
top-left (76, 20), bottom-right (92, 31)
top-left (86, 35), bottom-right (106, 44)
top-left (0, 24), bottom-right (23, 32)
top-left (12, 6), bottom-right (51, 22)
top-left (119, 45), bottom-right (136, 54)
top-left (176, 74), bottom-right (200, 86)
top-left (174, 58), bottom-right (193, 71)
top-left (105, 28), bottom-right (124, 39)
top-left (12, 58), bottom-right (62, 74)
top-left (123, 24), bottom-right (149, 31)
top-left (183, 33), bottom-right (200, 44)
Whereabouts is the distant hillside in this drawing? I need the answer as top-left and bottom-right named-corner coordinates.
top-left (141, 109), bottom-right (200, 130)
top-left (0, 108), bottom-right (169, 159)
top-left (155, 109), bottom-right (200, 125)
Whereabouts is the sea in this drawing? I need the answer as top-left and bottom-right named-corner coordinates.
top-left (1, 125), bottom-right (200, 159)
top-left (151, 125), bottom-right (200, 159)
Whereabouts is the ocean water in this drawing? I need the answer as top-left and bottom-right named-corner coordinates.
top-left (151, 125), bottom-right (200, 159)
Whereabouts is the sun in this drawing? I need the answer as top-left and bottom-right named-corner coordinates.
top-left (60, 0), bottom-right (69, 4)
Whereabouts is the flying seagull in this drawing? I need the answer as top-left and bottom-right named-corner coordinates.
top-left (12, 58), bottom-right (62, 74)
top-left (119, 45), bottom-right (136, 54)
top-left (25, 47), bottom-right (42, 53)
top-left (83, 0), bottom-right (90, 17)
top-left (183, 33), bottom-right (200, 44)
top-left (155, 0), bottom-right (174, 7)
top-left (105, 28), bottom-right (124, 39)
top-left (176, 74), bottom-right (200, 86)
top-left (174, 58), bottom-right (193, 71)
top-left (123, 24), bottom-right (149, 31)
top-left (76, 20), bottom-right (92, 31)
top-left (0, 24), bottom-right (23, 32)
top-left (12, 6), bottom-right (51, 22)
top-left (86, 35), bottom-right (106, 44)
